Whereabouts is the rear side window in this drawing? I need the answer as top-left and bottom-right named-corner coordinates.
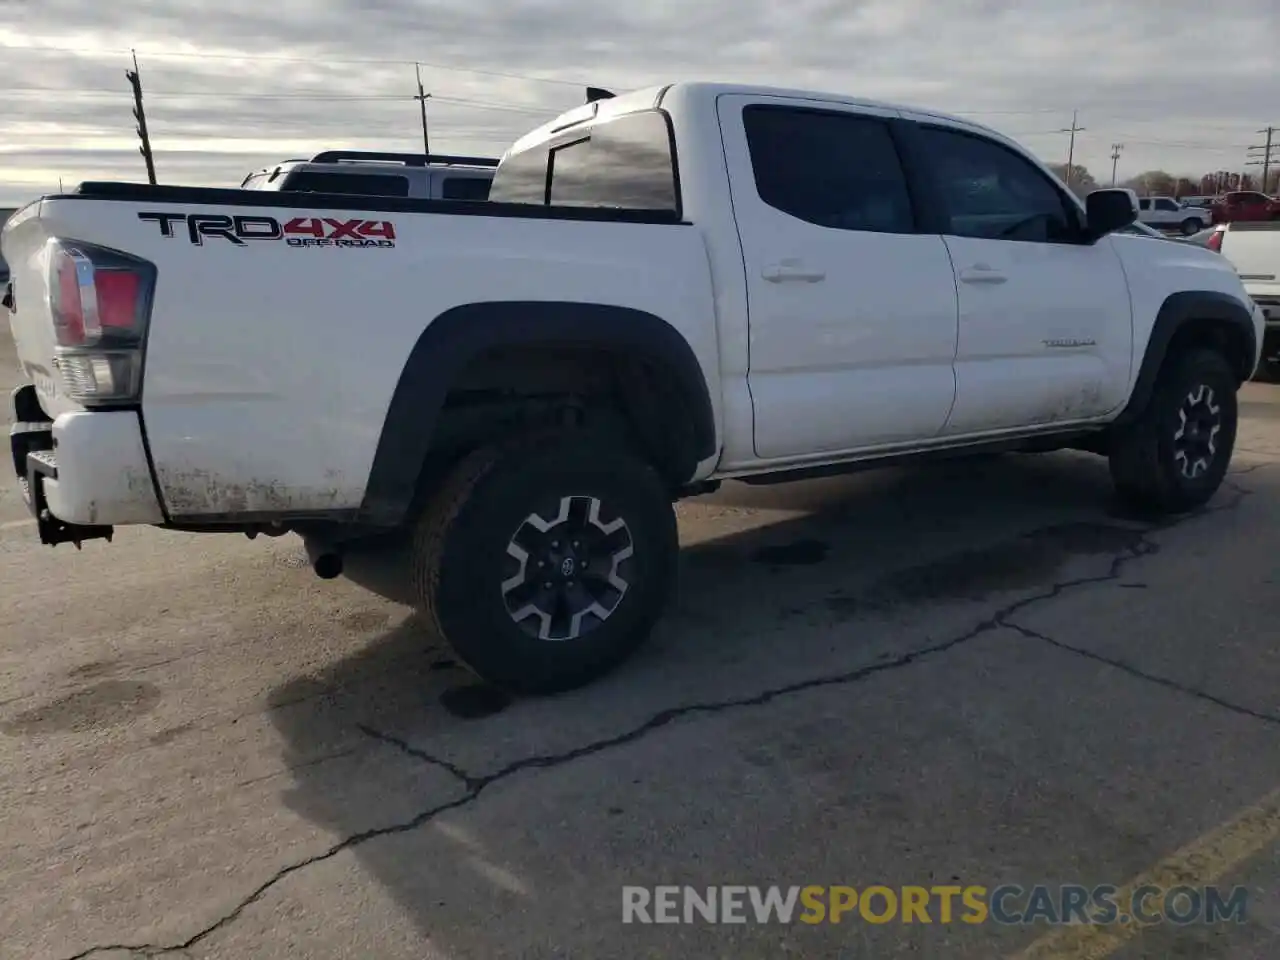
top-left (489, 109), bottom-right (680, 213)
top-left (441, 176), bottom-right (492, 201)
top-left (490, 148), bottom-right (549, 204)
top-left (741, 105), bottom-right (915, 234)
top-left (281, 171), bottom-right (411, 197)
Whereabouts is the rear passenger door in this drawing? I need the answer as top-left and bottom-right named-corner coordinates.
top-left (717, 95), bottom-right (960, 461)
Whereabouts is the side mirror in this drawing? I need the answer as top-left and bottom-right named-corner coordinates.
top-left (1084, 188), bottom-right (1138, 241)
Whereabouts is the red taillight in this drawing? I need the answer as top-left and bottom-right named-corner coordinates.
top-left (46, 239), bottom-right (156, 406)
top-left (1207, 229), bottom-right (1224, 252)
top-left (95, 270), bottom-right (141, 329)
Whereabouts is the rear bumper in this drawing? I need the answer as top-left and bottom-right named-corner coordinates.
top-left (10, 384), bottom-right (165, 542)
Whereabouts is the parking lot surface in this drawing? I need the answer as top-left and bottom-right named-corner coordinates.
top-left (3, 328), bottom-right (1280, 959)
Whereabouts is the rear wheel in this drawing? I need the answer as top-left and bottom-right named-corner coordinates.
top-left (1108, 348), bottom-right (1238, 515)
top-left (1180, 218), bottom-right (1201, 236)
top-left (410, 429), bottom-right (679, 694)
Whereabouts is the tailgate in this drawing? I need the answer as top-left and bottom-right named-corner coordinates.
top-left (1, 201), bottom-right (73, 418)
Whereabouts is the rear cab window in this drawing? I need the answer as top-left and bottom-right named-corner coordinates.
top-left (488, 109), bottom-right (681, 215)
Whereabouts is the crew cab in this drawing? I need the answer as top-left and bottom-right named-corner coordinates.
top-left (1136, 195), bottom-right (1211, 235)
top-left (2, 82), bottom-right (1266, 695)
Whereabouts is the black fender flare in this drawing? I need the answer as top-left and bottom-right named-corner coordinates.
top-left (358, 301), bottom-right (718, 526)
top-left (1114, 290), bottom-right (1257, 427)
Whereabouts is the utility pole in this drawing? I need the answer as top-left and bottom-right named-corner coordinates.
top-left (1245, 126), bottom-right (1277, 193)
top-left (1054, 111), bottom-right (1085, 188)
top-left (126, 50), bottom-right (156, 185)
top-left (414, 63), bottom-right (431, 155)
top-left (1109, 142), bottom-right (1123, 186)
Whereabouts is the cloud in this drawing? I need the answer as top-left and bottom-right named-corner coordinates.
top-left (0, 0), bottom-right (1276, 203)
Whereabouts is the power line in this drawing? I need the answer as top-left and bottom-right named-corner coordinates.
top-left (1244, 125), bottom-right (1277, 188)
top-left (414, 63), bottom-right (430, 154)
top-left (0, 42), bottom-right (589, 88)
top-left (0, 85), bottom-right (557, 115)
top-left (1057, 110), bottom-right (1085, 184)
top-left (125, 50), bottom-right (156, 184)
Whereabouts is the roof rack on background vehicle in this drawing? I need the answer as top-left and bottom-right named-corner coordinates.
top-left (309, 151), bottom-right (500, 168)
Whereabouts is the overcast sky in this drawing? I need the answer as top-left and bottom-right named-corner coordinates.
top-left (1, 0), bottom-right (1277, 205)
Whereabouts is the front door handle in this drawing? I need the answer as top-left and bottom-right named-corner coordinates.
top-left (958, 264), bottom-right (1008, 285)
top-left (762, 260), bottom-right (826, 283)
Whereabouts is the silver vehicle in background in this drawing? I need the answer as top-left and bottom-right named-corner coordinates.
top-left (240, 151), bottom-right (498, 201)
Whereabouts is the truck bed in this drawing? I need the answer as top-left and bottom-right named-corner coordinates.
top-left (2, 180), bottom-right (718, 521)
top-left (65, 181), bottom-right (686, 225)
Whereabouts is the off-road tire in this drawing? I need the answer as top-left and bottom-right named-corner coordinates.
top-left (409, 428), bottom-right (679, 695)
top-left (1108, 348), bottom-right (1238, 515)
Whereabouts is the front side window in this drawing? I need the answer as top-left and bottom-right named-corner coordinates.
top-left (1156, 199), bottom-right (1180, 212)
top-left (917, 125), bottom-right (1079, 243)
top-left (741, 104), bottom-right (915, 234)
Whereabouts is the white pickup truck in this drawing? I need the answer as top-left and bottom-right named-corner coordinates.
top-left (2, 82), bottom-right (1266, 694)
top-left (1136, 196), bottom-right (1212, 236)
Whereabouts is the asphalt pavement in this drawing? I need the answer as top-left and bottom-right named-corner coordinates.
top-left (3, 328), bottom-right (1280, 959)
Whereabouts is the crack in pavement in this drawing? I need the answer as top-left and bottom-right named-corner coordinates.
top-left (58, 793), bottom-right (480, 960)
top-left (56, 478), bottom-right (1264, 959)
top-left (1000, 619), bottom-right (1280, 727)
top-left (356, 724), bottom-right (481, 791)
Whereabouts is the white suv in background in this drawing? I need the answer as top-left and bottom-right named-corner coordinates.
top-left (1136, 196), bottom-right (1212, 236)
top-left (240, 150), bottom-right (497, 201)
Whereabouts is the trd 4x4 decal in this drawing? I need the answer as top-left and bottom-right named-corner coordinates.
top-left (137, 212), bottom-right (397, 248)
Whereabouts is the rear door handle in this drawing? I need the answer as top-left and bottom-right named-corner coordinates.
top-left (762, 260), bottom-right (826, 283)
top-left (958, 264), bottom-right (1008, 285)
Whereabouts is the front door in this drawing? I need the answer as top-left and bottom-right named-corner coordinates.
top-left (905, 119), bottom-right (1133, 436)
top-left (716, 95), bottom-right (960, 462)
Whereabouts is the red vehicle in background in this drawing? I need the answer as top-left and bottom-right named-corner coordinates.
top-left (1211, 190), bottom-right (1280, 224)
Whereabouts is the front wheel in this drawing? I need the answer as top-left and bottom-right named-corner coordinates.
top-left (410, 429), bottom-right (679, 695)
top-left (1108, 348), bottom-right (1238, 515)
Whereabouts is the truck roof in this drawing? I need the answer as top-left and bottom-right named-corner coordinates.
top-left (505, 81), bottom-right (1005, 158)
